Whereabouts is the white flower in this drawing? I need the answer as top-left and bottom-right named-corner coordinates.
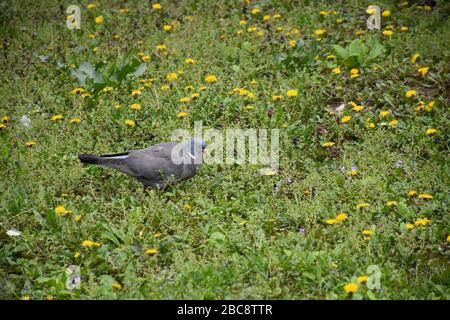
top-left (6, 229), bottom-right (21, 237)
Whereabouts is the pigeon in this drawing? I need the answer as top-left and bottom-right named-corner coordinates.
top-left (78, 138), bottom-right (207, 190)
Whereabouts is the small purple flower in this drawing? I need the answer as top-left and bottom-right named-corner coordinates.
top-left (351, 165), bottom-right (357, 171)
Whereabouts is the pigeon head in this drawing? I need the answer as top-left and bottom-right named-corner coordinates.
top-left (181, 138), bottom-right (207, 164)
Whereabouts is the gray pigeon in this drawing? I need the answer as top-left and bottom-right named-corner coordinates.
top-left (78, 138), bottom-right (207, 190)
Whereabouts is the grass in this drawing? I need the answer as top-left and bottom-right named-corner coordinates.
top-left (0, 0), bottom-right (449, 300)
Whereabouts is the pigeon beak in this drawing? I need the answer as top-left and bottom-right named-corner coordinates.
top-left (202, 148), bottom-right (209, 155)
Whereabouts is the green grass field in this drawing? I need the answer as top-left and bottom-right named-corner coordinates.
top-left (0, 0), bottom-right (449, 299)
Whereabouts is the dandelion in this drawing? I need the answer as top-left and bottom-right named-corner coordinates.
top-left (163, 24), bottom-right (173, 32)
top-left (205, 75), bottom-right (218, 83)
top-left (199, 85), bottom-right (207, 91)
top-left (25, 141), bottom-right (36, 147)
top-left (405, 89), bottom-right (416, 98)
top-left (185, 58), bottom-right (195, 64)
top-left (146, 248), bottom-right (157, 255)
top-left (271, 95), bottom-right (283, 101)
top-left (326, 54), bottom-right (336, 60)
top-left (95, 16), bottom-right (104, 24)
top-left (71, 87), bottom-right (85, 94)
top-left (355, 30), bottom-right (364, 36)
top-left (55, 205), bottom-right (71, 215)
top-left (399, 26), bottom-right (409, 32)
top-left (191, 93), bottom-right (200, 100)
top-left (447, 235), bottom-right (450, 242)
top-left (124, 119), bottom-right (135, 127)
top-left (425, 128), bottom-right (437, 135)
top-left (320, 10), bottom-right (329, 16)
top-left (239, 20), bottom-right (247, 25)
top-left (322, 141), bottom-right (335, 147)
top-left (325, 219), bottom-right (337, 225)
top-left (357, 275), bottom-right (369, 284)
top-left (335, 213), bottom-right (348, 222)
top-left (389, 119), bottom-right (398, 126)
top-left (141, 55), bottom-right (150, 62)
top-left (383, 30), bottom-right (394, 36)
top-left (331, 68), bottom-right (341, 74)
top-left (415, 218), bottom-right (431, 226)
top-left (382, 10), bottom-right (391, 17)
top-left (69, 118), bottom-right (81, 124)
top-left (130, 103), bottom-right (141, 110)
top-left (74, 251), bottom-right (81, 258)
top-left (152, 3), bottom-right (161, 10)
top-left (251, 8), bottom-right (261, 15)
top-left (424, 101), bottom-right (434, 112)
top-left (51, 114), bottom-right (64, 121)
top-left (287, 90), bottom-right (298, 97)
top-left (411, 53), bottom-right (420, 63)
top-left (314, 29), bottom-right (326, 37)
top-left (386, 201), bottom-right (397, 207)
top-left (22, 295), bottom-right (30, 300)
top-left (344, 283), bottom-right (358, 294)
top-left (362, 230), bottom-right (373, 236)
top-left (289, 40), bottom-right (297, 48)
top-left (408, 190), bottom-right (418, 197)
top-left (179, 97), bottom-right (190, 103)
top-left (247, 27), bottom-right (256, 33)
top-left (154, 232), bottom-right (162, 238)
top-left (341, 116), bottom-right (351, 123)
top-left (418, 193), bottom-right (433, 199)
top-left (156, 44), bottom-right (167, 50)
top-left (166, 73), bottom-right (178, 81)
top-left (263, 15), bottom-right (271, 22)
top-left (357, 202), bottom-right (370, 209)
top-left (161, 85), bottom-right (170, 91)
top-left (350, 68), bottom-right (359, 78)
top-left (366, 7), bottom-right (376, 15)
top-left (81, 240), bottom-right (101, 248)
top-left (87, 4), bottom-right (96, 10)
top-left (112, 282), bottom-right (122, 289)
top-left (0, 123), bottom-right (7, 129)
top-left (417, 66), bottom-right (429, 77)
top-left (74, 215), bottom-right (81, 222)
top-left (102, 86), bottom-right (113, 93)
top-left (177, 111), bottom-right (187, 118)
top-left (406, 223), bottom-right (414, 230)
top-left (379, 111), bottom-right (390, 118)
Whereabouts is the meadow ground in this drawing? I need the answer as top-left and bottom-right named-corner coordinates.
top-left (0, 0), bottom-right (449, 299)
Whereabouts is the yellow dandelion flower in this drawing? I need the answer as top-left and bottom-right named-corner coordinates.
top-left (154, 231), bottom-right (162, 238)
top-left (405, 89), bottom-right (416, 98)
top-left (322, 141), bottom-right (335, 147)
top-left (344, 283), bottom-right (358, 294)
top-left (152, 3), bottom-right (162, 10)
top-left (95, 16), bottom-right (104, 24)
top-left (406, 223), bottom-right (414, 230)
top-left (383, 30), bottom-right (394, 36)
top-left (314, 29), bottom-right (326, 36)
top-left (325, 219), bottom-right (337, 225)
top-left (185, 58), bottom-right (196, 64)
top-left (389, 119), bottom-right (398, 126)
top-left (271, 95), bottom-right (283, 101)
top-left (331, 68), bottom-right (341, 74)
top-left (156, 44), bottom-right (167, 50)
top-left (177, 111), bottom-right (187, 118)
top-left (124, 119), bottom-right (135, 126)
top-left (51, 114), bottom-right (64, 121)
top-left (251, 8), bottom-right (261, 15)
top-left (146, 248), bottom-right (157, 255)
top-left (362, 230), bottom-right (373, 236)
top-left (74, 251), bottom-right (81, 258)
top-left (379, 111), bottom-right (390, 118)
top-left (74, 215), bottom-right (81, 222)
top-left (163, 24), bottom-right (173, 31)
top-left (399, 26), bottom-right (408, 32)
top-left (382, 10), bottom-right (391, 17)
top-left (25, 141), bottom-right (36, 147)
top-left (411, 53), bottom-right (420, 63)
top-left (69, 118), bottom-right (81, 124)
top-left (112, 282), bottom-right (122, 289)
top-left (191, 93), bottom-right (200, 100)
top-left (350, 68), bottom-right (359, 78)
top-left (415, 218), bottom-right (431, 226)
top-left (179, 97), bottom-right (190, 103)
top-left (386, 201), bottom-right (397, 207)
top-left (0, 123), bottom-right (7, 129)
top-left (131, 103), bottom-right (141, 110)
top-left (141, 55), bottom-right (150, 62)
top-left (22, 295), bottom-right (30, 300)
top-left (166, 72), bottom-right (178, 81)
top-left (357, 275), bottom-right (369, 284)
top-left (418, 193), bottom-right (433, 199)
top-left (335, 213), bottom-right (348, 222)
top-left (239, 20), bottom-right (247, 25)
top-left (287, 89), bottom-right (298, 97)
top-left (417, 67), bottom-right (429, 77)
top-left (425, 128), bottom-right (437, 135)
top-left (87, 4), bottom-right (96, 10)
top-left (81, 240), bottom-right (101, 247)
top-left (357, 202), bottom-right (370, 208)
top-left (341, 116), bottom-right (351, 123)
top-left (205, 75), bottom-right (218, 83)
top-left (160, 85), bottom-right (170, 91)
top-left (289, 40), bottom-right (297, 48)
top-left (102, 86), bottom-right (113, 93)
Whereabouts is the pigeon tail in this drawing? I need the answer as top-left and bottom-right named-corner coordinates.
top-left (78, 154), bottom-right (101, 164)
